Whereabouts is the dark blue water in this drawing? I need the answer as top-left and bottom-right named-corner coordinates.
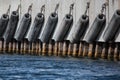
top-left (0, 54), bottom-right (120, 80)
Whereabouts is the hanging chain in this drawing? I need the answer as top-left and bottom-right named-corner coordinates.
top-left (6, 5), bottom-right (11, 15)
top-left (84, 2), bottom-right (90, 16)
top-left (107, 0), bottom-right (110, 22)
top-left (16, 4), bottom-right (20, 13)
top-left (54, 3), bottom-right (59, 14)
top-left (41, 4), bottom-right (45, 14)
top-left (28, 3), bottom-right (33, 14)
top-left (69, 3), bottom-right (74, 15)
top-left (19, 0), bottom-right (22, 18)
top-left (101, 1), bottom-right (109, 15)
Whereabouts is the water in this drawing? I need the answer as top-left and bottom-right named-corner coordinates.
top-left (0, 54), bottom-right (120, 80)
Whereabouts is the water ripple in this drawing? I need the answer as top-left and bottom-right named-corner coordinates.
top-left (0, 54), bottom-right (120, 80)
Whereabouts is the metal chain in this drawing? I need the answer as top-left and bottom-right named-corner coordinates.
top-left (69, 3), bottom-right (74, 15)
top-left (41, 4), bottom-right (45, 14)
top-left (19, 0), bottom-right (22, 18)
top-left (84, 2), bottom-right (90, 16)
top-left (6, 5), bottom-right (11, 15)
top-left (54, 3), bottom-right (59, 14)
top-left (101, 1), bottom-right (109, 15)
top-left (16, 4), bottom-right (20, 13)
top-left (28, 3), bottom-right (33, 14)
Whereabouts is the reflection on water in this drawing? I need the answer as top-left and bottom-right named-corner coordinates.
top-left (0, 54), bottom-right (120, 80)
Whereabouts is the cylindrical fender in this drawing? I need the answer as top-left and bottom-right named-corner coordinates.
top-left (52, 14), bottom-right (73, 42)
top-left (103, 10), bottom-right (120, 42)
top-left (39, 13), bottom-right (58, 43)
top-left (14, 13), bottom-right (31, 41)
top-left (85, 14), bottom-right (106, 43)
top-left (0, 14), bottom-right (9, 38)
top-left (27, 13), bottom-right (44, 42)
top-left (3, 11), bottom-right (19, 43)
top-left (67, 15), bottom-right (89, 43)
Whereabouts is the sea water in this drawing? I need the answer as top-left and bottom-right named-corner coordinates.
top-left (0, 54), bottom-right (120, 80)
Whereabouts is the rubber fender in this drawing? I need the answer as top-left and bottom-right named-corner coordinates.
top-left (67, 15), bottom-right (89, 43)
top-left (85, 14), bottom-right (106, 43)
top-left (39, 13), bottom-right (58, 43)
top-left (103, 10), bottom-right (120, 42)
top-left (27, 13), bottom-right (44, 42)
top-left (52, 14), bottom-right (73, 42)
top-left (0, 14), bottom-right (9, 38)
top-left (14, 13), bottom-right (31, 41)
top-left (3, 11), bottom-right (19, 42)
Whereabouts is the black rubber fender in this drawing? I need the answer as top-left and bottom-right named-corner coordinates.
top-left (0, 14), bottom-right (9, 38)
top-left (103, 10), bottom-right (120, 42)
top-left (27, 13), bottom-right (45, 42)
top-left (14, 13), bottom-right (31, 42)
top-left (39, 13), bottom-right (58, 43)
top-left (67, 15), bottom-right (89, 43)
top-left (3, 11), bottom-right (19, 43)
top-left (52, 14), bottom-right (73, 42)
top-left (85, 14), bottom-right (106, 43)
